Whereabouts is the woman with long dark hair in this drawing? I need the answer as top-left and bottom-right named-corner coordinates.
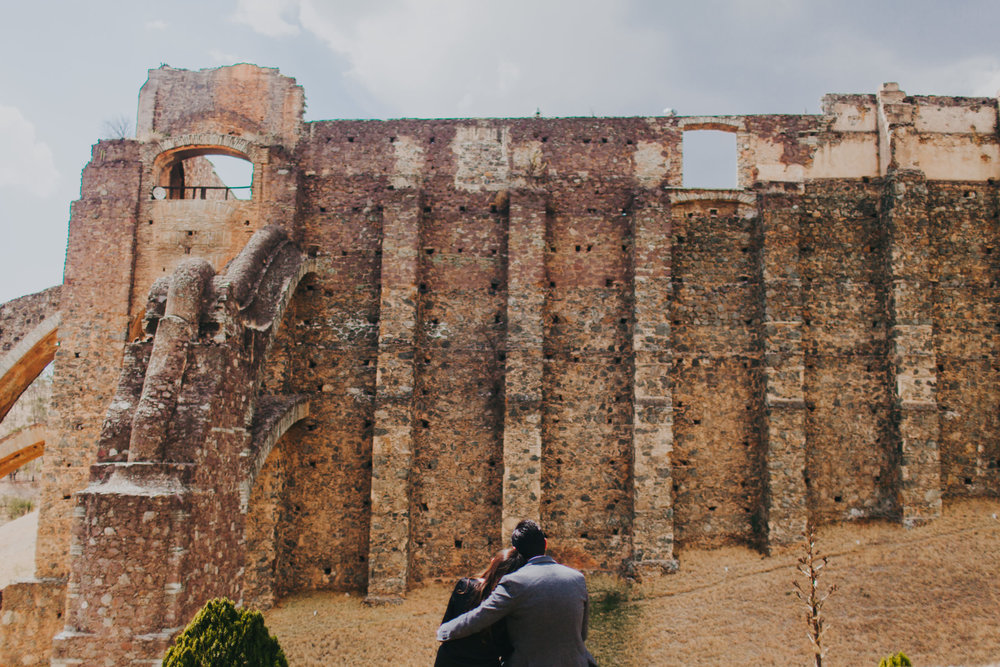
top-left (434, 547), bottom-right (526, 666)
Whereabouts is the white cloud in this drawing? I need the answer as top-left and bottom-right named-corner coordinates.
top-left (145, 19), bottom-right (168, 31)
top-left (0, 105), bottom-right (59, 198)
top-left (232, 0), bottom-right (301, 37)
top-left (209, 49), bottom-right (247, 66)
top-left (933, 58), bottom-right (1000, 98)
top-left (232, 0), bottom-right (671, 117)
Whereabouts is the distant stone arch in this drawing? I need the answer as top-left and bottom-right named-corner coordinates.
top-left (0, 314), bottom-right (60, 423)
top-left (0, 423), bottom-right (47, 478)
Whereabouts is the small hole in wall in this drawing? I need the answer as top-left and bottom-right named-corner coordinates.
top-left (389, 136), bottom-right (397, 143)
top-left (63, 494), bottom-right (71, 500)
top-left (74, 352), bottom-right (80, 358)
top-left (834, 495), bottom-right (842, 503)
top-left (454, 539), bottom-right (463, 549)
top-left (324, 567), bottom-right (332, 575)
top-left (347, 136), bottom-right (354, 142)
top-left (308, 359), bottom-right (317, 368)
top-left (148, 220), bottom-right (153, 225)
top-left (580, 532), bottom-right (589, 539)
top-left (708, 506), bottom-right (716, 512)
top-left (420, 419), bottom-right (430, 428)
top-left (244, 220), bottom-right (250, 226)
top-left (423, 206), bottom-right (432, 214)
top-left (429, 136), bottom-right (436, 143)
top-left (319, 206), bottom-right (327, 213)
top-left (965, 477), bottom-right (973, 485)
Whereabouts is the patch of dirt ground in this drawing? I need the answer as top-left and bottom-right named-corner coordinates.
top-left (264, 499), bottom-right (1000, 666)
top-left (0, 510), bottom-right (37, 589)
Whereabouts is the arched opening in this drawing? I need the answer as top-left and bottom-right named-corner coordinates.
top-left (153, 146), bottom-right (254, 201)
top-left (0, 318), bottom-right (59, 424)
top-left (682, 129), bottom-right (738, 189)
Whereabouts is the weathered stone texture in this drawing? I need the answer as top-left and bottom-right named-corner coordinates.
top-left (800, 181), bottom-right (894, 523)
top-left (4, 67), bottom-right (1000, 664)
top-left (0, 286), bottom-right (60, 356)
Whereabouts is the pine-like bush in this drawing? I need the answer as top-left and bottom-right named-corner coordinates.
top-left (162, 598), bottom-right (288, 667)
top-left (878, 652), bottom-right (912, 667)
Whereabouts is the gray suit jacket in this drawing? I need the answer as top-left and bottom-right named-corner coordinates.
top-left (436, 555), bottom-right (595, 667)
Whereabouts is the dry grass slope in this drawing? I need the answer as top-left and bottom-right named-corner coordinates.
top-left (264, 499), bottom-right (1000, 666)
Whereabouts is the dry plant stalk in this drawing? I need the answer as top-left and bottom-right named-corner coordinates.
top-left (792, 524), bottom-right (837, 667)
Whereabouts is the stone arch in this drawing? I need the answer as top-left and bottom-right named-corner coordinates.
top-left (0, 424), bottom-right (47, 478)
top-left (240, 396), bottom-right (310, 512)
top-left (0, 313), bottom-right (60, 423)
top-left (151, 135), bottom-right (260, 201)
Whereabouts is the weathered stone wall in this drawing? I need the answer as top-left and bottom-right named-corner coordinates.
top-left (5, 65), bottom-right (1000, 665)
top-left (670, 197), bottom-right (763, 548)
top-left (799, 180), bottom-right (894, 523)
top-left (0, 287), bottom-right (60, 356)
top-left (928, 182), bottom-right (1000, 497)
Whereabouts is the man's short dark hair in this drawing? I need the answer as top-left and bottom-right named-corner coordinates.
top-left (511, 519), bottom-right (546, 558)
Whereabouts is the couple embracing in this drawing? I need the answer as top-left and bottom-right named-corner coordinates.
top-left (435, 519), bottom-right (597, 666)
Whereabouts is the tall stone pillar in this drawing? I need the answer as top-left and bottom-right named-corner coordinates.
top-left (629, 193), bottom-right (677, 573)
top-left (501, 189), bottom-right (547, 538)
top-left (758, 193), bottom-right (808, 546)
top-left (876, 83), bottom-right (942, 526)
top-left (36, 141), bottom-right (142, 580)
top-left (367, 191), bottom-right (421, 600)
top-left (881, 171), bottom-right (942, 525)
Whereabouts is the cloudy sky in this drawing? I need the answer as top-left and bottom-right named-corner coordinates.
top-left (2, 0), bottom-right (1000, 304)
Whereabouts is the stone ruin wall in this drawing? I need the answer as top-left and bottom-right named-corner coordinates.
top-left (1, 65), bottom-right (1000, 664)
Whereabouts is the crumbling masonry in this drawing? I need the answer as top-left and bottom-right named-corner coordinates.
top-left (1, 65), bottom-right (999, 664)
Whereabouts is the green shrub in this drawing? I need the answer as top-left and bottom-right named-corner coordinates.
top-left (878, 652), bottom-right (912, 667)
top-left (162, 598), bottom-right (287, 667)
top-left (7, 497), bottom-right (33, 519)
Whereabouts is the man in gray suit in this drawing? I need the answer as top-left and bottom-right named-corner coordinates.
top-left (436, 519), bottom-right (596, 666)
